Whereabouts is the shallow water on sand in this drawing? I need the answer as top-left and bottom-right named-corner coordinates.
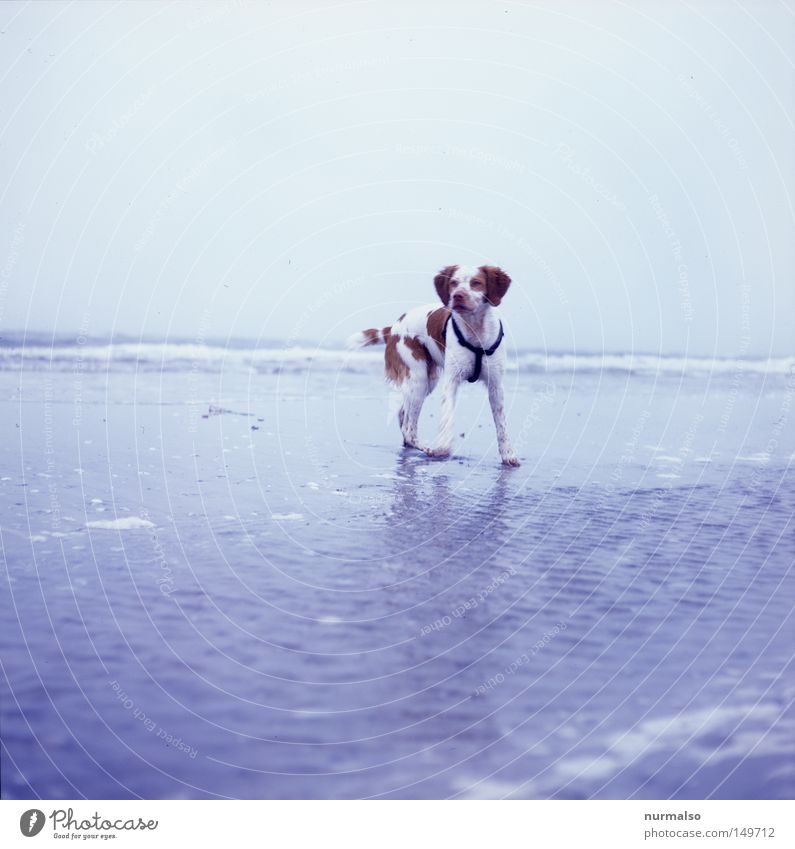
top-left (1, 365), bottom-right (794, 799)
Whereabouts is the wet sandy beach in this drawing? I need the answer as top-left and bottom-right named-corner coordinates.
top-left (1, 348), bottom-right (794, 799)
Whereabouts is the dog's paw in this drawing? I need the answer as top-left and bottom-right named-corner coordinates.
top-left (426, 445), bottom-right (452, 459)
top-left (501, 454), bottom-right (521, 467)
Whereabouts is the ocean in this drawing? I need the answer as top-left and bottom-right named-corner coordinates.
top-left (1, 335), bottom-right (793, 798)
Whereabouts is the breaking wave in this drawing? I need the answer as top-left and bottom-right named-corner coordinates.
top-left (0, 337), bottom-right (792, 378)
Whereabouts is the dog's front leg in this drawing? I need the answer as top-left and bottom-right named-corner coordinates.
top-left (488, 379), bottom-right (520, 466)
top-left (426, 373), bottom-right (461, 458)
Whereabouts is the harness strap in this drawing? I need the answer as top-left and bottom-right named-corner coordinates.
top-left (444, 316), bottom-right (504, 383)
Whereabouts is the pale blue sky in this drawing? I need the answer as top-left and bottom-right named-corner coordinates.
top-left (1, 0), bottom-right (793, 356)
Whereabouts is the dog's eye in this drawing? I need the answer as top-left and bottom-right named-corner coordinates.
top-left (471, 280), bottom-right (484, 289)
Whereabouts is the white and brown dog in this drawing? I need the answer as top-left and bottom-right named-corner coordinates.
top-left (348, 264), bottom-right (519, 466)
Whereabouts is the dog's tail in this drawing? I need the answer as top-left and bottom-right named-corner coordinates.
top-left (345, 326), bottom-right (392, 350)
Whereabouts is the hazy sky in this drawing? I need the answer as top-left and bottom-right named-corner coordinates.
top-left (1, 0), bottom-right (793, 356)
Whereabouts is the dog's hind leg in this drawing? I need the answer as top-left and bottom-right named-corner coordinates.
top-left (400, 375), bottom-right (429, 450)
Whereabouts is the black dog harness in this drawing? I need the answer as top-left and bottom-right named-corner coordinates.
top-left (444, 316), bottom-right (505, 383)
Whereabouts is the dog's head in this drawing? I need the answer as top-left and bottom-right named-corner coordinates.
top-left (434, 265), bottom-right (512, 314)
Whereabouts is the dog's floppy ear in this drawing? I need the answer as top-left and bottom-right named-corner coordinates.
top-left (481, 265), bottom-right (511, 306)
top-left (434, 265), bottom-right (458, 306)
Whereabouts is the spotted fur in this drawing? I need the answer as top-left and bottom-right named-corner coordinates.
top-left (347, 264), bottom-right (519, 466)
